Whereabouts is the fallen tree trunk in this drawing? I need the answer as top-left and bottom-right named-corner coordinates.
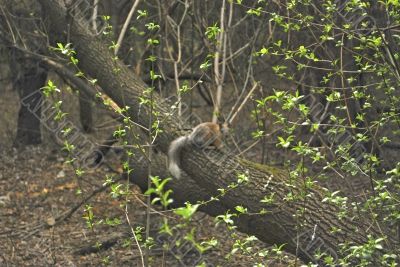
top-left (37, 0), bottom-right (388, 264)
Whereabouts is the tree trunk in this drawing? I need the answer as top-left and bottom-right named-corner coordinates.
top-left (37, 0), bottom-right (390, 264)
top-left (12, 57), bottom-right (47, 147)
top-left (79, 92), bottom-right (94, 133)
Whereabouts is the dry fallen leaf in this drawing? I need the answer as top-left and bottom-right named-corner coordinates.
top-left (46, 216), bottom-right (56, 226)
top-left (0, 194), bottom-right (11, 205)
top-left (56, 170), bottom-right (66, 178)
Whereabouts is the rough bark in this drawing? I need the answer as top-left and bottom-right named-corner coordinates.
top-left (37, 0), bottom-right (389, 264)
top-left (12, 58), bottom-right (47, 147)
top-left (78, 92), bottom-right (94, 133)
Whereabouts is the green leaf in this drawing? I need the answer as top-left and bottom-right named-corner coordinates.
top-left (174, 202), bottom-right (199, 220)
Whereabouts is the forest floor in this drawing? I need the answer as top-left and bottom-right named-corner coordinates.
top-left (0, 146), bottom-right (298, 266)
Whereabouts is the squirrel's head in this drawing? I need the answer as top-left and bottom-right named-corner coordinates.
top-left (216, 114), bottom-right (230, 135)
top-left (220, 122), bottom-right (230, 135)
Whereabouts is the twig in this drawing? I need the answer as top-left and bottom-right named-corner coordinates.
top-left (212, 0), bottom-right (228, 123)
top-left (92, 0), bottom-right (99, 32)
top-left (228, 82), bottom-right (258, 125)
top-left (75, 232), bottom-right (128, 255)
top-left (115, 0), bottom-right (141, 56)
top-left (19, 177), bottom-right (122, 240)
top-left (56, 176), bottom-right (123, 224)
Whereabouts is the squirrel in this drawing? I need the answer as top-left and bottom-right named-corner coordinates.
top-left (168, 122), bottom-right (229, 179)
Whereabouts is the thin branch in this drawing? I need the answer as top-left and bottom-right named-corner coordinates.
top-left (115, 0), bottom-right (141, 56)
top-left (212, 0), bottom-right (227, 123)
top-left (228, 82), bottom-right (259, 125)
top-left (92, 0), bottom-right (99, 32)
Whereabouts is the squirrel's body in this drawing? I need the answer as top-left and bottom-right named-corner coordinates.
top-left (168, 122), bottom-right (227, 179)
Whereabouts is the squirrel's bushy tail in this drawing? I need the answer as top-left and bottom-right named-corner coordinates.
top-left (168, 136), bottom-right (188, 179)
